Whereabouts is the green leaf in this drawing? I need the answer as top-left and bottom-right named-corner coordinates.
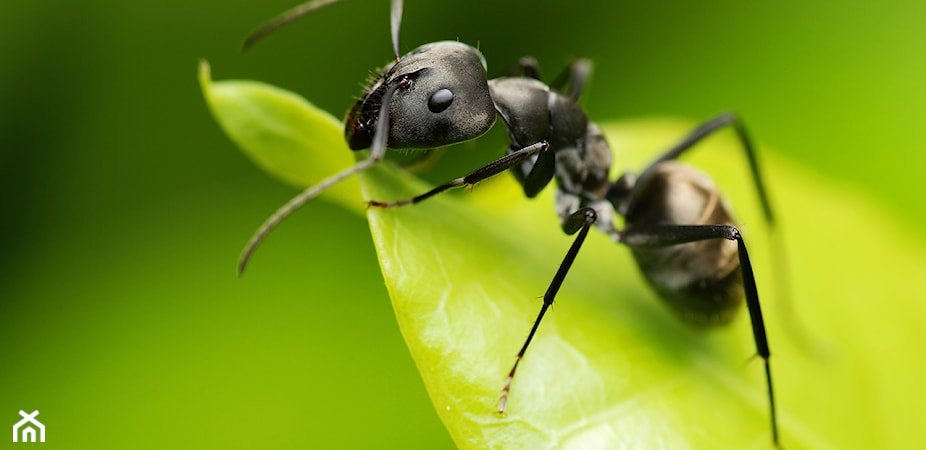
top-left (199, 60), bottom-right (362, 213)
top-left (200, 64), bottom-right (926, 449)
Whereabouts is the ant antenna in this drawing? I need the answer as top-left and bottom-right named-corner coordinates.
top-left (242, 0), bottom-right (345, 51)
top-left (243, 0), bottom-right (404, 54)
top-left (237, 83), bottom-right (399, 276)
top-left (238, 0), bottom-right (407, 275)
top-left (391, 0), bottom-right (404, 61)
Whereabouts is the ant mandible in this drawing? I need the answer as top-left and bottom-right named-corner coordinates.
top-left (238, 0), bottom-right (780, 445)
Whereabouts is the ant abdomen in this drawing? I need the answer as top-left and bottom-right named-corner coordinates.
top-left (623, 161), bottom-right (743, 326)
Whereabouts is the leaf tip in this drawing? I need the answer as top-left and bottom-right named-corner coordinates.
top-left (198, 59), bottom-right (212, 97)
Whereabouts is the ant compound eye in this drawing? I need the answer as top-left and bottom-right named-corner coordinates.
top-left (428, 88), bottom-right (454, 113)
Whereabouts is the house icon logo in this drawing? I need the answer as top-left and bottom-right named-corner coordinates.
top-left (12, 410), bottom-right (45, 443)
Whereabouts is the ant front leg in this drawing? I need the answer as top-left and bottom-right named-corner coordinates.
top-left (367, 141), bottom-right (550, 208)
top-left (499, 207), bottom-right (597, 413)
top-left (621, 224), bottom-right (779, 446)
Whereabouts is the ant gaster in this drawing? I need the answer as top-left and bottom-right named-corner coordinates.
top-left (239, 0), bottom-right (780, 446)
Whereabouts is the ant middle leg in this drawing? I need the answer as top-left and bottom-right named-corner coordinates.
top-left (498, 206), bottom-right (598, 413)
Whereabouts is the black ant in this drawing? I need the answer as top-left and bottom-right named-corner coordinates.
top-left (238, 0), bottom-right (780, 445)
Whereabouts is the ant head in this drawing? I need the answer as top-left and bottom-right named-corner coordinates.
top-left (345, 41), bottom-right (496, 150)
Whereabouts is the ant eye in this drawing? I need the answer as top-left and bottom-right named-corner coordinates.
top-left (428, 88), bottom-right (454, 113)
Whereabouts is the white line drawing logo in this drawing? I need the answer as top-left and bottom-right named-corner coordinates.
top-left (12, 410), bottom-right (45, 443)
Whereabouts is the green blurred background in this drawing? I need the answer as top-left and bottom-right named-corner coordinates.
top-left (1, 0), bottom-right (923, 448)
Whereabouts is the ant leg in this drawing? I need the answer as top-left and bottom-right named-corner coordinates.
top-left (639, 113), bottom-right (820, 360)
top-left (506, 58), bottom-right (592, 102)
top-left (621, 224), bottom-right (779, 447)
top-left (639, 112), bottom-right (774, 224)
top-left (549, 59), bottom-right (592, 102)
top-left (506, 57), bottom-right (542, 80)
top-left (509, 143), bottom-right (556, 199)
top-left (499, 207), bottom-right (598, 412)
top-left (367, 141), bottom-right (550, 208)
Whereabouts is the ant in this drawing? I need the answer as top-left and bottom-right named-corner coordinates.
top-left (238, 0), bottom-right (780, 446)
